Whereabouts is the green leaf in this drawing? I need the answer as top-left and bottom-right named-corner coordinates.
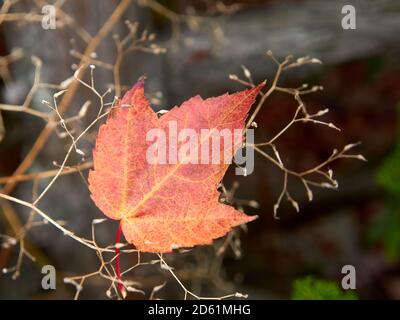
top-left (371, 102), bottom-right (400, 260)
top-left (368, 203), bottom-right (400, 261)
top-left (291, 276), bottom-right (358, 300)
top-left (377, 147), bottom-right (400, 196)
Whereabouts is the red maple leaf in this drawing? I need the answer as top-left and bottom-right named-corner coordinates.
top-left (88, 79), bottom-right (264, 253)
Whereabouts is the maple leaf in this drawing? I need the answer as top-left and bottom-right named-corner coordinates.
top-left (88, 79), bottom-right (264, 253)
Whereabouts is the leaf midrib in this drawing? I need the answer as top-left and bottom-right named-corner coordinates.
top-left (121, 89), bottom-right (256, 220)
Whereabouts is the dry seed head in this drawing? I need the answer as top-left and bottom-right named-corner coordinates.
top-left (229, 74), bottom-right (238, 80)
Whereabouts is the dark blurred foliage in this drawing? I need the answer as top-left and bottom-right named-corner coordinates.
top-left (0, 0), bottom-right (400, 299)
top-left (221, 54), bottom-right (400, 299)
top-left (371, 104), bottom-right (400, 261)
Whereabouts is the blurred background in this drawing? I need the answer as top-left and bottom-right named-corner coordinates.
top-left (0, 0), bottom-right (399, 299)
